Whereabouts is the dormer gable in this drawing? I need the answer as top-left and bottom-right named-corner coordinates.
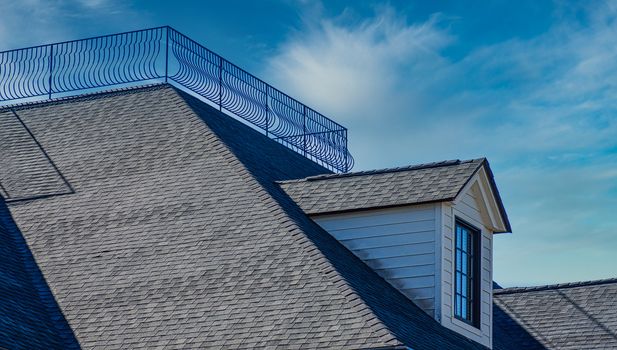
top-left (280, 158), bottom-right (511, 349)
top-left (453, 164), bottom-right (509, 234)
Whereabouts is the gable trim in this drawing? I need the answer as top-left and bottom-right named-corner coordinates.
top-left (452, 159), bottom-right (511, 233)
top-left (453, 167), bottom-right (508, 233)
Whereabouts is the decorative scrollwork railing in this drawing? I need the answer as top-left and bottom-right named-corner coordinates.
top-left (0, 26), bottom-right (354, 173)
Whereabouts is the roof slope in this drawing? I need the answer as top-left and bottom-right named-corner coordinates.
top-left (0, 202), bottom-right (79, 349)
top-left (279, 159), bottom-right (482, 214)
top-left (0, 84), bottom-right (486, 349)
top-left (280, 158), bottom-right (512, 232)
top-left (493, 278), bottom-right (617, 350)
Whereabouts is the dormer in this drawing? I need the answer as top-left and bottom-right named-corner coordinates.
top-left (280, 158), bottom-right (511, 349)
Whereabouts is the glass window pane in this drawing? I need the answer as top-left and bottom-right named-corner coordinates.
top-left (454, 221), bottom-right (480, 325)
top-left (456, 295), bottom-right (461, 316)
top-left (456, 272), bottom-right (462, 293)
top-left (456, 227), bottom-right (462, 248)
top-left (456, 250), bottom-right (462, 270)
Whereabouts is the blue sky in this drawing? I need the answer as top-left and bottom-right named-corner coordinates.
top-left (1, 0), bottom-right (616, 287)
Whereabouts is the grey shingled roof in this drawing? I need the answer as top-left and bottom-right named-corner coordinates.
top-left (493, 278), bottom-right (617, 350)
top-left (279, 159), bottom-right (484, 215)
top-left (0, 84), bottom-right (488, 349)
top-left (279, 159), bottom-right (511, 233)
top-left (0, 202), bottom-right (79, 349)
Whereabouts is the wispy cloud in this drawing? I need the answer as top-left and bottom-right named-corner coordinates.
top-left (0, 0), bottom-right (147, 50)
top-left (265, 2), bottom-right (617, 285)
top-left (266, 7), bottom-right (452, 123)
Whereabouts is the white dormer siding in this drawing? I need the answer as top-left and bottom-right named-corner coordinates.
top-left (312, 167), bottom-right (504, 349)
top-left (314, 204), bottom-right (439, 316)
top-left (438, 168), bottom-right (497, 348)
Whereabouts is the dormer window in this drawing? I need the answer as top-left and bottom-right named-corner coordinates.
top-left (454, 219), bottom-right (480, 327)
top-left (293, 159), bottom-right (512, 348)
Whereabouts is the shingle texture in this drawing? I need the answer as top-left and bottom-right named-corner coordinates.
top-left (0, 202), bottom-right (78, 349)
top-left (279, 159), bottom-right (485, 215)
top-left (0, 110), bottom-right (72, 200)
top-left (493, 278), bottom-right (617, 350)
top-left (0, 84), bottom-right (487, 349)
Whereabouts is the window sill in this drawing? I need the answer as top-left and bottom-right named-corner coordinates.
top-left (451, 316), bottom-right (483, 336)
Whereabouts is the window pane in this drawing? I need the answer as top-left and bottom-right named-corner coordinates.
top-left (456, 251), bottom-right (462, 270)
top-left (454, 220), bottom-right (479, 326)
top-left (456, 227), bottom-right (462, 248)
top-left (456, 272), bottom-right (462, 293)
top-left (456, 295), bottom-right (461, 316)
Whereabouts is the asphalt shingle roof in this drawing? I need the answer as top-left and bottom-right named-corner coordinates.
top-left (0, 202), bottom-right (79, 349)
top-left (0, 84), bottom-right (488, 349)
top-left (493, 278), bottom-right (617, 350)
top-left (279, 158), bottom-right (512, 233)
top-left (279, 159), bottom-right (485, 214)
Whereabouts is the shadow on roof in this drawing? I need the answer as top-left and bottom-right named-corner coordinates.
top-left (180, 89), bottom-right (489, 349)
top-left (493, 303), bottom-right (547, 350)
top-left (0, 199), bottom-right (80, 349)
top-left (0, 109), bottom-right (75, 202)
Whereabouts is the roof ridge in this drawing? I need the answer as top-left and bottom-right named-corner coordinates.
top-left (494, 277), bottom-right (617, 295)
top-left (278, 158), bottom-right (485, 183)
top-left (0, 83), bottom-right (167, 112)
top-left (171, 88), bottom-right (404, 348)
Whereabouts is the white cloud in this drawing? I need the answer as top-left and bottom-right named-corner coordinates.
top-left (266, 3), bottom-right (617, 163)
top-left (266, 8), bottom-right (452, 123)
top-left (265, 3), bottom-right (617, 285)
top-left (0, 0), bottom-right (68, 48)
top-left (0, 0), bottom-right (146, 50)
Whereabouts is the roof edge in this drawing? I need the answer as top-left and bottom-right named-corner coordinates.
top-left (451, 158), bottom-right (512, 233)
top-left (307, 198), bottom-right (457, 217)
top-left (482, 159), bottom-right (512, 233)
top-left (0, 83), bottom-right (168, 112)
top-left (278, 159), bottom-right (483, 184)
top-left (494, 277), bottom-right (617, 295)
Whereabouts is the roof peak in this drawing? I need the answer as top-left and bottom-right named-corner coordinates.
top-left (0, 83), bottom-right (168, 112)
top-left (279, 158), bottom-right (486, 183)
top-left (494, 277), bottom-right (617, 295)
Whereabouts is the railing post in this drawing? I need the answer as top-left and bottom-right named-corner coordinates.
top-left (48, 44), bottom-right (54, 100)
top-left (265, 86), bottom-right (269, 137)
top-left (344, 130), bottom-right (349, 173)
top-left (303, 105), bottom-right (307, 156)
top-left (218, 57), bottom-right (222, 111)
top-left (165, 27), bottom-right (169, 82)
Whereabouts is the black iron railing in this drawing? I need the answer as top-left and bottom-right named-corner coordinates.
top-left (0, 26), bottom-right (354, 172)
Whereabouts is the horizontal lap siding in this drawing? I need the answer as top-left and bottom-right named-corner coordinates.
top-left (440, 180), bottom-right (493, 348)
top-left (314, 205), bottom-right (437, 317)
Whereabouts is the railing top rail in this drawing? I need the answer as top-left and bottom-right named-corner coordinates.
top-left (166, 28), bottom-right (348, 132)
top-left (0, 26), bottom-right (354, 172)
top-left (0, 26), bottom-right (170, 55)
